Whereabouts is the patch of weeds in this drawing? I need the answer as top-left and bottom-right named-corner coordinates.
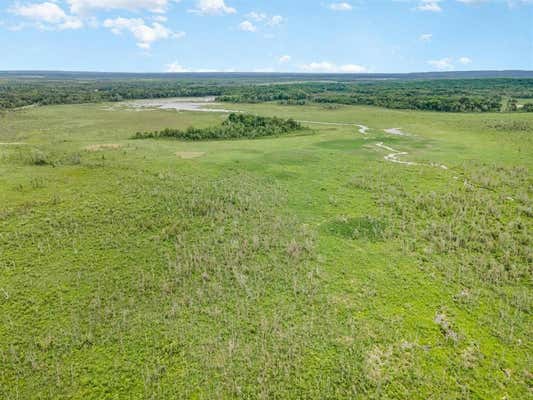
top-left (29, 149), bottom-right (51, 166)
top-left (484, 120), bottom-right (533, 132)
top-left (461, 342), bottom-right (483, 369)
top-left (349, 163), bottom-right (532, 284)
top-left (434, 310), bottom-right (460, 343)
top-left (66, 152), bottom-right (82, 165)
top-left (323, 215), bottom-right (387, 241)
top-left (30, 177), bottom-right (46, 189)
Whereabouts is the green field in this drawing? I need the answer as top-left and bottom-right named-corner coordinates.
top-left (1, 102), bottom-right (532, 399)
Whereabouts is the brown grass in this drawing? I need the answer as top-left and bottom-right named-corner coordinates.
top-left (175, 151), bottom-right (205, 159)
top-left (84, 144), bottom-right (123, 152)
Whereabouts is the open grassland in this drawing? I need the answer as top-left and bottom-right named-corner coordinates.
top-left (0, 102), bottom-right (532, 399)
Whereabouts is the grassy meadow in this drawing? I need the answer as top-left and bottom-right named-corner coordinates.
top-left (0, 101), bottom-right (532, 399)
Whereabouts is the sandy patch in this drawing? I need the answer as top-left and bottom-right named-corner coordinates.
top-left (85, 144), bottom-right (123, 152)
top-left (176, 151), bottom-right (205, 159)
top-left (356, 125), bottom-right (370, 135)
top-left (384, 128), bottom-right (408, 136)
top-left (0, 142), bottom-right (27, 145)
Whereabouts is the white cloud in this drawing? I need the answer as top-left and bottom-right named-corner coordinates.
top-left (164, 62), bottom-right (237, 73)
top-left (419, 33), bottom-right (433, 41)
top-left (328, 2), bottom-right (353, 11)
top-left (428, 57), bottom-right (454, 70)
top-left (66, 0), bottom-right (178, 14)
top-left (339, 64), bottom-right (368, 73)
top-left (103, 17), bottom-right (184, 49)
top-left (417, 0), bottom-right (443, 12)
top-left (190, 0), bottom-right (236, 15)
top-left (165, 60), bottom-right (189, 72)
top-left (238, 20), bottom-right (256, 32)
top-left (300, 61), bottom-right (367, 73)
top-left (428, 56), bottom-right (473, 70)
top-left (191, 67), bottom-right (237, 72)
top-left (267, 15), bottom-right (284, 26)
top-left (245, 12), bottom-right (285, 28)
top-left (279, 55), bottom-right (291, 63)
top-left (246, 11), bottom-right (267, 21)
top-left (10, 2), bottom-right (83, 30)
top-left (11, 2), bottom-right (66, 23)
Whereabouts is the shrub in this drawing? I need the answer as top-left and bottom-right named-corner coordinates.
top-left (29, 149), bottom-right (50, 166)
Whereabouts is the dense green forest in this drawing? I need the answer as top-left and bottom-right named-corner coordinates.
top-left (218, 79), bottom-right (533, 112)
top-left (0, 79), bottom-right (225, 109)
top-left (134, 113), bottom-right (303, 140)
top-left (1, 77), bottom-right (532, 112)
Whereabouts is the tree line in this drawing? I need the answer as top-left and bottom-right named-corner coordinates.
top-left (1, 77), bottom-right (532, 113)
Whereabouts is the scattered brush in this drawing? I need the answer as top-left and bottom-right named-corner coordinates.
top-left (29, 149), bottom-right (50, 166)
top-left (484, 120), bottom-right (533, 132)
top-left (349, 163), bottom-right (532, 285)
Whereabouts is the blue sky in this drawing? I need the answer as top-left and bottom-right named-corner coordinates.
top-left (1, 0), bottom-right (532, 72)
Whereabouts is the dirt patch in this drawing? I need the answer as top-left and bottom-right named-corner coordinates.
top-left (0, 142), bottom-right (27, 145)
top-left (85, 144), bottom-right (123, 152)
top-left (176, 151), bottom-right (205, 159)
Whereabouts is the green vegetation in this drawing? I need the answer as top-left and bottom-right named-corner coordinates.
top-left (0, 97), bottom-right (532, 399)
top-left (219, 79), bottom-right (533, 112)
top-left (134, 113), bottom-right (303, 140)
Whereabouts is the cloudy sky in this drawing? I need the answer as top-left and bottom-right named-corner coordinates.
top-left (1, 0), bottom-right (532, 72)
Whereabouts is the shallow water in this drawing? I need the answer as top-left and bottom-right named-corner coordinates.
top-left (123, 97), bottom-right (235, 113)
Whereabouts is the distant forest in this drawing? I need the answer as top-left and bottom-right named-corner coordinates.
top-left (1, 75), bottom-right (532, 113)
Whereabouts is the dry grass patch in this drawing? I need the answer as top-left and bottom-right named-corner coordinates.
top-left (176, 151), bottom-right (205, 159)
top-left (84, 143), bottom-right (123, 152)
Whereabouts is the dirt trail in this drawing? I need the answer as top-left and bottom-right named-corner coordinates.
top-left (298, 120), bottom-right (447, 169)
top-left (297, 120), bottom-right (369, 135)
top-left (375, 142), bottom-right (417, 166)
top-left (375, 141), bottom-right (448, 169)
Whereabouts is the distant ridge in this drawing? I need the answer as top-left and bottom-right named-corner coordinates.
top-left (1, 70), bottom-right (532, 81)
